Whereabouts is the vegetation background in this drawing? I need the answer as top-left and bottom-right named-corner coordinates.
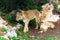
top-left (0, 0), bottom-right (50, 26)
top-left (0, 0), bottom-right (50, 12)
top-left (0, 0), bottom-right (60, 26)
top-left (0, 0), bottom-right (59, 25)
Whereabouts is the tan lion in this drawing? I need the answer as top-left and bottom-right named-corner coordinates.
top-left (39, 3), bottom-right (55, 33)
top-left (40, 22), bottom-right (55, 33)
top-left (16, 9), bottom-right (41, 32)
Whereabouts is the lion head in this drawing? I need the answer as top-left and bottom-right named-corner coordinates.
top-left (16, 10), bottom-right (24, 21)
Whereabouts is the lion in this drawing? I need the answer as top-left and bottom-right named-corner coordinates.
top-left (38, 3), bottom-right (55, 33)
top-left (39, 21), bottom-right (55, 33)
top-left (16, 9), bottom-right (41, 32)
top-left (39, 3), bottom-right (53, 22)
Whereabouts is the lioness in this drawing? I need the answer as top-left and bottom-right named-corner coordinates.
top-left (16, 9), bottom-right (41, 32)
top-left (39, 3), bottom-right (53, 22)
top-left (39, 3), bottom-right (55, 33)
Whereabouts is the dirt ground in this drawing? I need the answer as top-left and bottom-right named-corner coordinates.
top-left (27, 19), bottom-right (60, 40)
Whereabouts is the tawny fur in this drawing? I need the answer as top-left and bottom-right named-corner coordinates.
top-left (39, 3), bottom-right (53, 22)
top-left (39, 3), bottom-right (55, 33)
top-left (16, 9), bottom-right (41, 32)
top-left (16, 3), bottom-right (55, 33)
top-left (40, 22), bottom-right (55, 33)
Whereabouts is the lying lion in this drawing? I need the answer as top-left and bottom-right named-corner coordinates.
top-left (16, 9), bottom-right (41, 32)
top-left (40, 21), bottom-right (55, 33)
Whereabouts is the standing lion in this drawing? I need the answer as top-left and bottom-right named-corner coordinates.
top-left (16, 9), bottom-right (41, 32)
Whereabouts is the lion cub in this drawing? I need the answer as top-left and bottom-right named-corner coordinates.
top-left (16, 9), bottom-right (41, 32)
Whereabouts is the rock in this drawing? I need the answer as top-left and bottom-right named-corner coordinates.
top-left (6, 29), bottom-right (17, 37)
top-left (0, 17), bottom-right (7, 25)
top-left (16, 23), bottom-right (23, 29)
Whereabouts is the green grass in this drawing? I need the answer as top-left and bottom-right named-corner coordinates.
top-left (44, 36), bottom-right (55, 40)
top-left (9, 35), bottom-right (40, 40)
top-left (0, 27), bottom-right (7, 32)
top-left (0, 36), bottom-right (6, 40)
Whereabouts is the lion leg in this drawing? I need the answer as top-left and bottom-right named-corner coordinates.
top-left (35, 18), bottom-right (39, 29)
top-left (39, 22), bottom-right (48, 33)
top-left (35, 22), bottom-right (39, 29)
top-left (24, 21), bottom-right (29, 32)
